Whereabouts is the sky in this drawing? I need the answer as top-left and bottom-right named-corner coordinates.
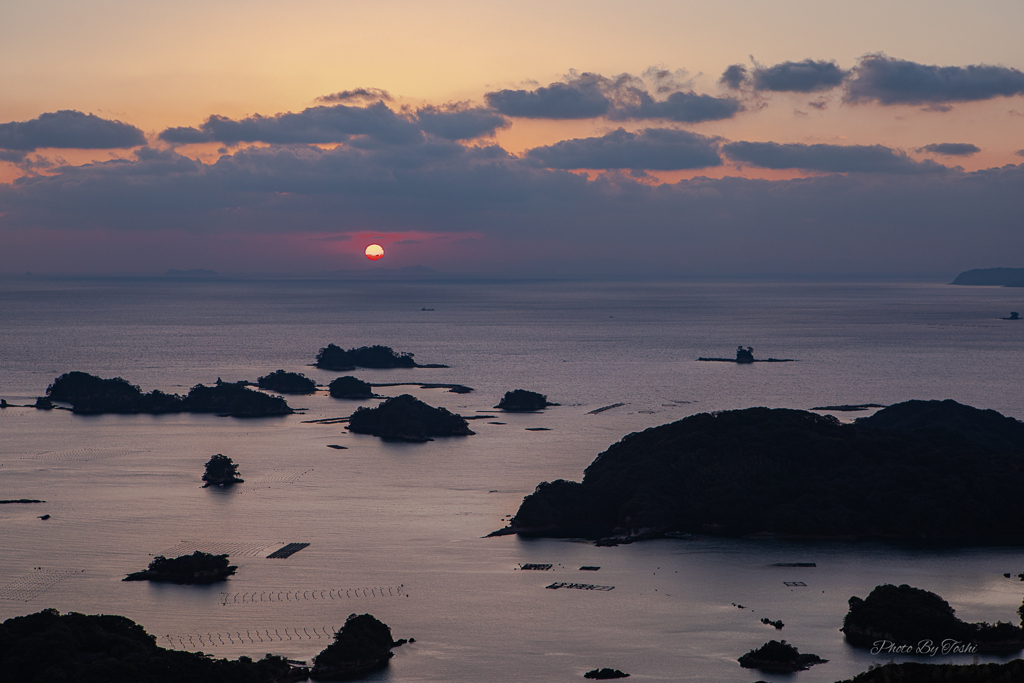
top-left (1, 0), bottom-right (1022, 277)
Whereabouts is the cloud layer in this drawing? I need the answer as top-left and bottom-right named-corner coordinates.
top-left (527, 128), bottom-right (722, 170)
top-left (722, 141), bottom-right (944, 174)
top-left (845, 55), bottom-right (1024, 105)
top-left (0, 111), bottom-right (146, 159)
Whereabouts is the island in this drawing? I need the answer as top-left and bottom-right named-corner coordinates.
top-left (202, 454), bottom-right (244, 487)
top-left (310, 613), bottom-right (400, 680)
top-left (257, 370), bottom-right (317, 394)
top-left (951, 267), bottom-right (1024, 287)
top-left (584, 667), bottom-right (630, 679)
top-left (697, 346), bottom-right (794, 363)
top-left (123, 551), bottom-right (237, 584)
top-left (493, 399), bottom-right (1024, 543)
top-left (45, 372), bottom-right (292, 417)
top-left (0, 609), bottom-right (305, 682)
top-left (1003, 312), bottom-right (1020, 320)
top-left (347, 394), bottom-right (474, 442)
top-left (314, 344), bottom-right (433, 370)
top-left (737, 640), bottom-right (826, 672)
top-left (842, 584), bottom-right (1024, 654)
top-left (495, 389), bottom-right (557, 411)
top-left (329, 376), bottom-right (376, 399)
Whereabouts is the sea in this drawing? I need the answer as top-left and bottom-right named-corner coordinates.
top-left (1, 275), bottom-right (1022, 682)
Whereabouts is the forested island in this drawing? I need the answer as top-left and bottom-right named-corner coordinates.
top-left (309, 613), bottom-right (401, 680)
top-left (842, 584), bottom-right (1024, 654)
top-left (329, 376), bottom-right (376, 399)
top-left (46, 372), bottom-right (292, 416)
top-left (737, 640), bottom-right (826, 672)
top-left (123, 551), bottom-right (237, 584)
top-left (0, 609), bottom-right (305, 683)
top-left (496, 399), bottom-right (1024, 542)
top-left (314, 344), bottom-right (446, 370)
top-left (202, 454), bottom-right (244, 487)
top-left (495, 389), bottom-right (556, 411)
top-left (256, 370), bottom-right (317, 394)
top-left (347, 394), bottom-right (474, 441)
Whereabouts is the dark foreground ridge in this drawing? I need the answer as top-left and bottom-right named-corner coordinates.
top-left (314, 344), bottom-right (447, 370)
top-left (46, 372), bottom-right (292, 417)
top-left (347, 394), bottom-right (474, 442)
top-left (837, 659), bottom-right (1024, 682)
top-left (951, 267), bottom-right (1024, 287)
top-left (123, 551), bottom-right (237, 584)
top-left (496, 399), bottom-right (1024, 543)
top-left (737, 639), bottom-right (826, 672)
top-left (842, 584), bottom-right (1024, 654)
top-left (0, 609), bottom-right (306, 683)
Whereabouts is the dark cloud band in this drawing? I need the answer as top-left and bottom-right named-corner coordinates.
top-left (527, 128), bottom-right (722, 170)
top-left (0, 110), bottom-right (146, 152)
top-left (845, 55), bottom-right (1024, 105)
top-left (752, 59), bottom-right (848, 93)
top-left (920, 143), bottom-right (980, 157)
top-left (723, 141), bottom-right (946, 174)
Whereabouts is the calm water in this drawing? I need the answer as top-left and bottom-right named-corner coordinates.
top-left (1, 276), bottom-right (1023, 682)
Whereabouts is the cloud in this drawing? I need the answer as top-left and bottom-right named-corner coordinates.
top-left (719, 64), bottom-right (748, 90)
top-left (485, 70), bottom-right (742, 123)
top-left (722, 141), bottom-right (947, 174)
top-left (751, 59), bottom-right (848, 93)
top-left (485, 75), bottom-right (611, 119)
top-left (526, 128), bottom-right (722, 170)
top-left (1, 140), bottom-right (1022, 277)
top-left (415, 105), bottom-right (510, 140)
top-left (1015, 149), bottom-right (1024, 157)
top-left (0, 149), bottom-right (27, 162)
top-left (919, 143), bottom-right (980, 157)
top-left (0, 110), bottom-right (146, 152)
top-left (158, 102), bottom-right (423, 146)
top-left (845, 54), bottom-right (1024, 105)
top-left (316, 88), bottom-right (393, 104)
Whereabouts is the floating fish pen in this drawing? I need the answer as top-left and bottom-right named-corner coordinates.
top-left (783, 581), bottom-right (807, 587)
top-left (546, 582), bottom-right (614, 591)
top-left (579, 566), bottom-right (601, 571)
top-left (267, 543), bottom-right (310, 559)
top-left (219, 584), bottom-right (406, 605)
top-left (519, 563), bottom-right (552, 571)
top-left (774, 562), bottom-right (816, 567)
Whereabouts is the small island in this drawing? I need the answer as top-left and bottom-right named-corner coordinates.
top-left (495, 399), bottom-right (1024, 543)
top-left (202, 454), bottom-right (244, 487)
top-left (697, 346), bottom-right (795, 363)
top-left (257, 370), bottom-right (317, 394)
top-left (1003, 311), bottom-right (1020, 320)
top-left (45, 372), bottom-right (292, 416)
top-left (314, 344), bottom-right (434, 370)
top-left (843, 584), bottom-right (1024, 654)
top-left (0, 609), bottom-right (305, 682)
top-left (329, 376), bottom-right (376, 399)
top-left (310, 613), bottom-right (400, 680)
top-left (584, 667), bottom-right (630, 679)
top-left (348, 394), bottom-right (474, 442)
top-left (495, 389), bottom-right (557, 412)
top-left (738, 640), bottom-right (826, 672)
top-left (123, 551), bottom-right (237, 584)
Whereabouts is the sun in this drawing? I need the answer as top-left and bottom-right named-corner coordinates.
top-left (365, 244), bottom-right (384, 260)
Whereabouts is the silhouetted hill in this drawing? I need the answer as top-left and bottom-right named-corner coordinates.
top-left (500, 400), bottom-right (1024, 542)
top-left (0, 610), bottom-right (304, 682)
top-left (310, 614), bottom-right (398, 680)
top-left (951, 267), bottom-right (1024, 286)
top-left (348, 394), bottom-right (474, 441)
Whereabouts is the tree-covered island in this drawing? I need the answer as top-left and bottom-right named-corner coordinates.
top-left (347, 394), bottom-right (474, 442)
top-left (737, 639), bottom-right (826, 672)
top-left (495, 389), bottom-right (557, 411)
top-left (496, 399), bottom-right (1024, 543)
top-left (256, 370), bottom-right (317, 394)
top-left (202, 454), bottom-right (244, 487)
top-left (309, 613), bottom-right (401, 680)
top-left (45, 372), bottom-right (292, 416)
top-left (123, 551), bottom-right (237, 584)
top-left (328, 376), bottom-right (376, 399)
top-left (843, 584), bottom-right (1024, 654)
top-left (314, 344), bottom-right (443, 370)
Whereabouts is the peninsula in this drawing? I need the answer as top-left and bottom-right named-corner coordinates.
top-left (951, 267), bottom-right (1024, 287)
top-left (495, 399), bottom-right (1024, 543)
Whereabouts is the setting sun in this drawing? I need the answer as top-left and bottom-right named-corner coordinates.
top-left (364, 244), bottom-right (384, 260)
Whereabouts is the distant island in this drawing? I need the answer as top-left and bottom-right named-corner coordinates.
top-left (495, 389), bottom-right (557, 412)
top-left (257, 370), bottom-right (317, 394)
top-left (123, 551), bottom-right (237, 584)
top-left (494, 399), bottom-right (1024, 543)
top-left (843, 584), bottom-right (1024, 654)
top-left (0, 609), bottom-right (306, 682)
top-left (310, 613), bottom-right (401, 680)
top-left (737, 640), bottom-right (826, 672)
top-left (318, 265), bottom-right (441, 279)
top-left (46, 372), bottom-right (292, 416)
top-left (314, 344), bottom-right (447, 370)
top-left (951, 267), bottom-right (1024, 287)
top-left (697, 346), bottom-right (795, 363)
top-left (329, 376), bottom-right (376, 399)
top-left (348, 394), bottom-right (474, 441)
top-left (202, 454), bottom-right (243, 487)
